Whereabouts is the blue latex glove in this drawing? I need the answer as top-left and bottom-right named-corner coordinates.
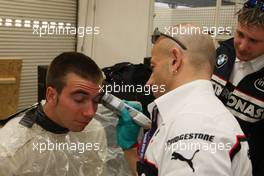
top-left (116, 101), bottom-right (142, 150)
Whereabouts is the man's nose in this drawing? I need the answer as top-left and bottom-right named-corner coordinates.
top-left (82, 102), bottom-right (97, 118)
top-left (238, 39), bottom-right (249, 51)
top-left (146, 74), bottom-right (153, 86)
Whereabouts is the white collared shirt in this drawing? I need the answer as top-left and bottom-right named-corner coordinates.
top-left (144, 80), bottom-right (252, 176)
top-left (229, 55), bottom-right (264, 86)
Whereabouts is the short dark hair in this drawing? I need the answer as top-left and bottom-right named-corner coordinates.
top-left (237, 1), bottom-right (264, 26)
top-left (46, 52), bottom-right (103, 94)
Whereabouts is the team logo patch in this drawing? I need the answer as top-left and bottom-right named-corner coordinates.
top-left (171, 150), bottom-right (200, 172)
top-left (216, 54), bottom-right (228, 68)
top-left (254, 78), bottom-right (264, 92)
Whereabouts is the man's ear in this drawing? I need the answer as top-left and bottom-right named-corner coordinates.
top-left (46, 86), bottom-right (57, 103)
top-left (170, 47), bottom-right (183, 73)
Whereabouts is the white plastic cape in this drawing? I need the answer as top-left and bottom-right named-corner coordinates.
top-left (0, 104), bottom-right (131, 176)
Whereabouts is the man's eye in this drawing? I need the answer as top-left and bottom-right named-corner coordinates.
top-left (237, 31), bottom-right (244, 38)
top-left (73, 96), bottom-right (85, 103)
top-left (249, 38), bottom-right (257, 43)
top-left (74, 98), bottom-right (84, 103)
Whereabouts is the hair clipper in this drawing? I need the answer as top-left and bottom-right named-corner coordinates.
top-left (100, 93), bottom-right (151, 129)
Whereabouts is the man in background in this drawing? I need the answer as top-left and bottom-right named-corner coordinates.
top-left (212, 1), bottom-right (264, 175)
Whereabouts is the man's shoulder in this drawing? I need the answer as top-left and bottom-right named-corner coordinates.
top-left (0, 115), bottom-right (42, 157)
top-left (218, 38), bottom-right (234, 50)
top-left (168, 95), bottom-right (244, 136)
top-left (0, 115), bottom-right (26, 139)
top-left (216, 38), bottom-right (236, 61)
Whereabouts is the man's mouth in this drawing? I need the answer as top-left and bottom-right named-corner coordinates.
top-left (76, 120), bottom-right (90, 125)
top-left (237, 50), bottom-right (249, 57)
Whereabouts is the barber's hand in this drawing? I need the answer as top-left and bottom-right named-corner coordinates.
top-left (116, 101), bottom-right (142, 150)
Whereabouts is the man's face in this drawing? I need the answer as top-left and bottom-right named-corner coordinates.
top-left (53, 73), bottom-right (101, 132)
top-left (146, 42), bottom-right (171, 98)
top-left (234, 23), bottom-right (264, 61)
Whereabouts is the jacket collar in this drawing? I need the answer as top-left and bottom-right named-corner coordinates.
top-left (151, 80), bottom-right (214, 124)
top-left (36, 101), bottom-right (69, 134)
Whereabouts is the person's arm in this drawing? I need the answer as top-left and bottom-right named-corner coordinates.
top-left (116, 101), bottom-right (142, 175)
top-left (124, 147), bottom-right (139, 176)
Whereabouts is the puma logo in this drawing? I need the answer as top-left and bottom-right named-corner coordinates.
top-left (171, 149), bottom-right (200, 172)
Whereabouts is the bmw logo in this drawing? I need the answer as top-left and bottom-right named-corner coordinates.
top-left (216, 54), bottom-right (228, 68)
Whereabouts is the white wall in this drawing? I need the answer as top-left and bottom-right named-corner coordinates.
top-left (78, 0), bottom-right (154, 68)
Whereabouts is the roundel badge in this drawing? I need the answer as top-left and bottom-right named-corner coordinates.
top-left (216, 54), bottom-right (228, 68)
top-left (254, 78), bottom-right (264, 92)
